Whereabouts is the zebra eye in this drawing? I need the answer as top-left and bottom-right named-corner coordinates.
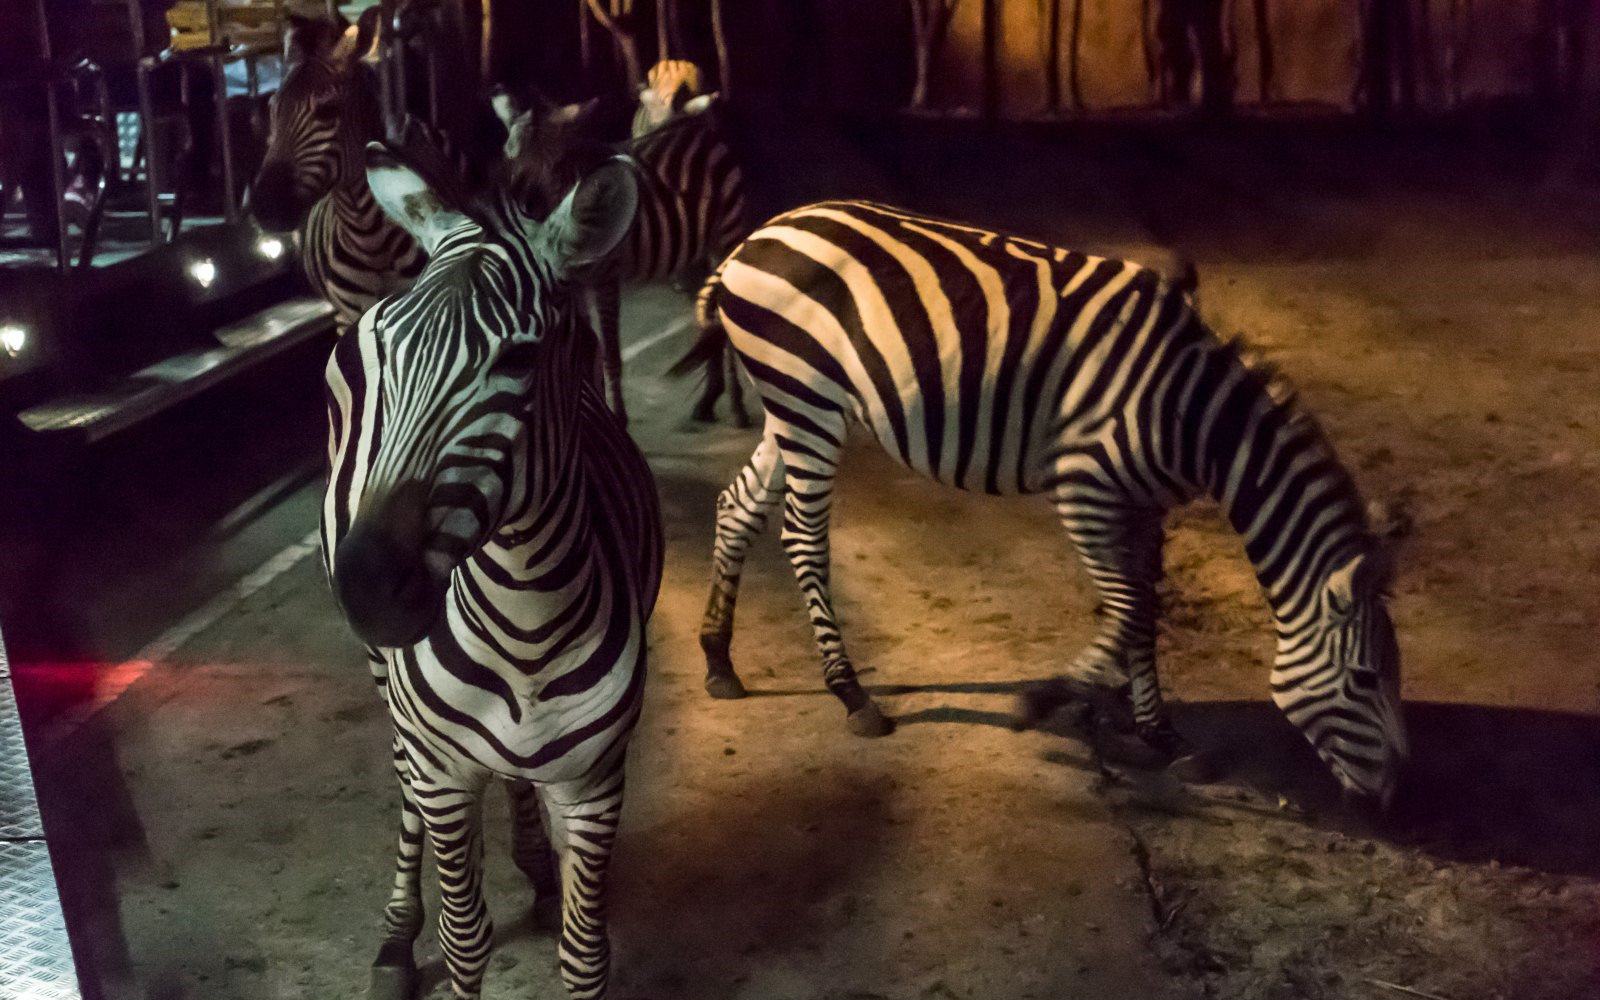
top-left (1326, 593), bottom-right (1352, 621)
top-left (491, 341), bottom-right (540, 379)
top-left (1348, 668), bottom-right (1378, 693)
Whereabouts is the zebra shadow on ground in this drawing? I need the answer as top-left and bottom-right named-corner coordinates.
top-left (730, 680), bottom-right (1030, 732)
top-left (608, 770), bottom-right (899, 1000)
top-left (1135, 699), bottom-right (1600, 878)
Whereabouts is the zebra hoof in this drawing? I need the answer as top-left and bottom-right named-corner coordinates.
top-left (1011, 678), bottom-right (1083, 731)
top-left (370, 942), bottom-right (418, 1000)
top-left (1167, 751), bottom-right (1217, 785)
top-left (846, 701), bottom-right (893, 738)
top-left (532, 895), bottom-right (562, 933)
top-left (705, 673), bottom-right (748, 700)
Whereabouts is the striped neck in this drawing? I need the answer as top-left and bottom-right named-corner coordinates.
top-left (1181, 341), bottom-right (1371, 634)
top-left (484, 318), bottom-right (596, 567)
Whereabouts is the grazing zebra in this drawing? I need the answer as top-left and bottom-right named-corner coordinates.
top-left (498, 92), bottom-right (750, 427)
top-left (632, 58), bottom-right (715, 137)
top-left (249, 10), bottom-right (424, 333)
top-left (677, 199), bottom-right (1407, 808)
top-left (322, 139), bottom-right (661, 1000)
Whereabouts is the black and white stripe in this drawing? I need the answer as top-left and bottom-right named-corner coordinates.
top-left (502, 96), bottom-right (750, 426)
top-left (322, 144), bottom-right (660, 1000)
top-left (682, 199), bottom-right (1407, 806)
top-left (249, 10), bottom-right (424, 333)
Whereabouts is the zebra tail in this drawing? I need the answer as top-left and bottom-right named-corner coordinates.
top-left (668, 270), bottom-right (730, 379)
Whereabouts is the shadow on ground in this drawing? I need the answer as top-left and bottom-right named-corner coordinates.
top-left (614, 769), bottom-right (899, 1000)
top-left (1153, 698), bottom-right (1600, 877)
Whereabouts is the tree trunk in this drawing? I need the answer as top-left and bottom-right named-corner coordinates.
top-left (711, 0), bottom-right (732, 97)
top-left (580, 0), bottom-right (593, 87)
top-left (908, 1), bottom-right (957, 110)
top-left (1039, 0), bottom-right (1062, 114)
top-left (1195, 0), bottom-right (1233, 116)
top-left (1252, 0), bottom-right (1274, 103)
top-left (911, 28), bottom-right (933, 108)
top-left (1550, 0), bottom-right (1600, 185)
top-left (585, 0), bottom-right (644, 91)
top-left (981, 0), bottom-right (999, 119)
top-left (1068, 0), bottom-right (1084, 109)
top-left (1356, 0), bottom-right (1394, 118)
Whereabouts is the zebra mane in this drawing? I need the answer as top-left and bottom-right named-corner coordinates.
top-left (1213, 333), bottom-right (1377, 543)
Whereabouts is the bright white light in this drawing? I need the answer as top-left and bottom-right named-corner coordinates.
top-left (256, 235), bottom-right (285, 260)
top-left (0, 324), bottom-right (25, 356)
top-left (189, 258), bottom-right (217, 288)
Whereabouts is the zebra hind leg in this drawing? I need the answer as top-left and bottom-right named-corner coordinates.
top-left (699, 436), bottom-right (785, 699)
top-left (725, 344), bottom-right (752, 428)
top-left (692, 348), bottom-right (724, 423)
top-left (544, 771), bottom-right (627, 1000)
top-left (775, 438), bottom-right (891, 738)
top-left (508, 779), bottom-right (562, 932)
top-left (371, 735), bottom-right (425, 1000)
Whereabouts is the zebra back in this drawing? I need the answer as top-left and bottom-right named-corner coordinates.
top-left (619, 109), bottom-right (747, 283)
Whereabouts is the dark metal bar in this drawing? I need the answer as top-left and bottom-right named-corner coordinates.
top-left (129, 0), bottom-right (165, 243)
top-left (33, 0), bottom-right (71, 271)
top-left (207, 0), bottom-right (238, 221)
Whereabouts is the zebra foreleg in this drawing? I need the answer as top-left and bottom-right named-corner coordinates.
top-left (420, 781), bottom-right (494, 1000)
top-left (776, 452), bottom-right (892, 738)
top-left (508, 779), bottom-right (562, 932)
top-left (1047, 502), bottom-right (1200, 769)
top-left (371, 734), bottom-right (425, 1000)
top-left (699, 437), bottom-right (784, 700)
top-left (544, 771), bottom-right (626, 1000)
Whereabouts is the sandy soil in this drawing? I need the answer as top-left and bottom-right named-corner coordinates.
top-left (23, 122), bottom-right (1600, 1000)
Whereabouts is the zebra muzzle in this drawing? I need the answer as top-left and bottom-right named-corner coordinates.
top-left (247, 161), bottom-right (309, 233)
top-left (333, 516), bottom-right (445, 649)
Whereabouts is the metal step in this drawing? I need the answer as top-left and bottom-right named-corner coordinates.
top-left (0, 629), bottom-right (81, 1000)
top-left (17, 296), bottom-right (334, 444)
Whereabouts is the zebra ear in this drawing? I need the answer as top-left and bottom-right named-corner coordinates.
top-left (681, 92), bottom-right (720, 116)
top-left (365, 141), bottom-right (468, 255)
top-left (1325, 550), bottom-right (1393, 622)
top-left (543, 158), bottom-right (638, 278)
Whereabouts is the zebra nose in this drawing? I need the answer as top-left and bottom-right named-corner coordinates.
top-left (248, 163), bottom-right (302, 233)
top-left (333, 519), bottom-right (443, 649)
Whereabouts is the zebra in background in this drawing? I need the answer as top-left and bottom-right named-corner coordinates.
top-left (632, 58), bottom-right (716, 136)
top-left (496, 86), bottom-right (750, 427)
top-left (249, 9), bottom-right (424, 333)
top-left (322, 136), bottom-right (661, 1000)
top-left (677, 199), bottom-right (1407, 809)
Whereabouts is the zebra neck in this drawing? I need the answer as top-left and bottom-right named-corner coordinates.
top-left (325, 180), bottom-right (385, 229)
top-left (1187, 343), bottom-right (1370, 627)
top-left (484, 330), bottom-right (595, 571)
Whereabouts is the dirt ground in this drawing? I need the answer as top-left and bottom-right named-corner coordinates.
top-left (22, 119), bottom-right (1600, 1000)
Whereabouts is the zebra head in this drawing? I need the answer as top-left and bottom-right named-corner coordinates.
top-left (632, 59), bottom-right (714, 137)
top-left (249, 8), bottom-right (382, 233)
top-left (326, 142), bottom-right (638, 649)
top-left (1272, 547), bottom-right (1408, 811)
